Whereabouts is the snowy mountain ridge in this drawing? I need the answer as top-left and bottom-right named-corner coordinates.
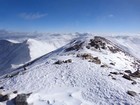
top-left (0, 34), bottom-right (76, 72)
top-left (0, 34), bottom-right (140, 73)
top-left (108, 36), bottom-right (140, 60)
top-left (0, 35), bottom-right (140, 105)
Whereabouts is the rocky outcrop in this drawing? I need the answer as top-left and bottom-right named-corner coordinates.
top-left (87, 36), bottom-right (123, 54)
top-left (63, 59), bottom-right (72, 63)
top-left (13, 93), bottom-right (31, 105)
top-left (130, 70), bottom-right (140, 78)
top-left (88, 37), bottom-right (107, 50)
top-left (65, 41), bottom-right (84, 52)
top-left (77, 53), bottom-right (93, 60)
top-left (127, 91), bottom-right (137, 97)
top-left (100, 64), bottom-right (108, 68)
top-left (110, 62), bottom-right (115, 66)
top-left (110, 72), bottom-right (118, 75)
top-left (77, 53), bottom-right (101, 64)
top-left (89, 58), bottom-right (101, 64)
top-left (131, 81), bottom-right (137, 85)
top-left (122, 74), bottom-right (133, 81)
top-left (0, 86), bottom-right (4, 89)
top-left (124, 70), bottom-right (132, 74)
top-left (54, 59), bottom-right (72, 65)
top-left (0, 94), bottom-right (9, 102)
top-left (54, 60), bottom-right (63, 65)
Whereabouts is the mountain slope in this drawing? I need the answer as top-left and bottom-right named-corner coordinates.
top-left (0, 39), bottom-right (72, 72)
top-left (0, 33), bottom-right (78, 72)
top-left (0, 40), bottom-right (31, 73)
top-left (0, 36), bottom-right (140, 105)
top-left (108, 36), bottom-right (140, 60)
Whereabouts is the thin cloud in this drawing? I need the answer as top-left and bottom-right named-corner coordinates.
top-left (19, 12), bottom-right (47, 20)
top-left (108, 14), bottom-right (114, 18)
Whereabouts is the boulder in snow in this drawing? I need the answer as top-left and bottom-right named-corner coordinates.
top-left (127, 91), bottom-right (137, 97)
top-left (0, 94), bottom-right (9, 102)
top-left (131, 81), bottom-right (137, 85)
top-left (122, 74), bottom-right (133, 81)
top-left (54, 60), bottom-right (63, 65)
top-left (130, 70), bottom-right (140, 78)
top-left (124, 70), bottom-right (132, 74)
top-left (13, 93), bottom-right (31, 105)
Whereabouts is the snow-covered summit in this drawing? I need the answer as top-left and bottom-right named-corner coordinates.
top-left (0, 35), bottom-right (140, 105)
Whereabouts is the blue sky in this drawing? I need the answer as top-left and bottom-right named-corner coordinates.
top-left (0, 0), bottom-right (140, 33)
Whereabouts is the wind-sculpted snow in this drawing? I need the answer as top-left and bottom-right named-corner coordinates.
top-left (0, 35), bottom-right (140, 105)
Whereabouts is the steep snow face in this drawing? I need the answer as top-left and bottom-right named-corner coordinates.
top-left (0, 34), bottom-right (76, 72)
top-left (1, 36), bottom-right (140, 105)
top-left (0, 40), bottom-right (31, 73)
top-left (108, 36), bottom-right (140, 60)
top-left (25, 39), bottom-right (56, 60)
top-left (0, 39), bottom-right (58, 72)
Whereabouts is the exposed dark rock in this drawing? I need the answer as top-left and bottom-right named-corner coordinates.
top-left (94, 59), bottom-right (101, 64)
top-left (67, 59), bottom-right (72, 63)
top-left (130, 70), bottom-right (140, 78)
top-left (89, 39), bottom-right (96, 47)
top-left (0, 86), bottom-right (4, 89)
top-left (101, 45), bottom-right (107, 49)
top-left (76, 54), bottom-right (81, 57)
top-left (86, 45), bottom-right (90, 49)
top-left (124, 70), bottom-right (132, 74)
top-left (23, 66), bottom-right (27, 70)
top-left (101, 65), bottom-right (105, 67)
top-left (5, 72), bottom-right (19, 78)
top-left (54, 59), bottom-right (72, 65)
top-left (119, 72), bottom-right (124, 75)
top-left (94, 44), bottom-right (100, 49)
top-left (88, 36), bottom-right (124, 54)
top-left (89, 58), bottom-right (101, 64)
top-left (65, 41), bottom-right (84, 52)
top-left (13, 93), bottom-right (31, 105)
top-left (88, 37), bottom-right (107, 50)
top-left (101, 64), bottom-right (108, 68)
top-left (122, 74), bottom-right (133, 81)
top-left (108, 46), bottom-right (120, 53)
top-left (112, 77), bottom-right (116, 80)
top-left (77, 53), bottom-right (93, 60)
top-left (0, 94), bottom-right (9, 102)
top-left (93, 57), bottom-right (98, 60)
top-left (127, 91), bottom-right (137, 96)
top-left (110, 63), bottom-right (115, 66)
top-left (78, 53), bottom-right (93, 60)
top-left (132, 81), bottom-right (137, 85)
top-left (108, 74), bottom-right (112, 77)
top-left (13, 91), bottom-right (18, 94)
top-left (110, 72), bottom-right (118, 75)
top-left (77, 53), bottom-right (101, 64)
top-left (54, 60), bottom-right (63, 65)
top-left (63, 59), bottom-right (72, 63)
